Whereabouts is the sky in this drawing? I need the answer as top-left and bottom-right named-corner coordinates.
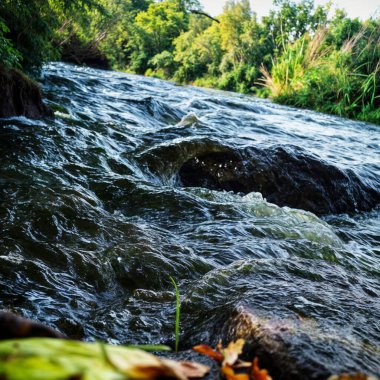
top-left (198, 0), bottom-right (380, 20)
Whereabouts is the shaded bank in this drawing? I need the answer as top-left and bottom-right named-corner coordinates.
top-left (60, 35), bottom-right (110, 70)
top-left (0, 66), bottom-right (52, 119)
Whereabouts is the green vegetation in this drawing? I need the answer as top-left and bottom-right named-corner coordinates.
top-left (0, 338), bottom-right (208, 380)
top-left (170, 276), bottom-right (181, 353)
top-left (0, 18), bottom-right (20, 68)
top-left (261, 20), bottom-right (380, 124)
top-left (0, 0), bottom-right (379, 124)
top-left (0, 0), bottom-right (104, 72)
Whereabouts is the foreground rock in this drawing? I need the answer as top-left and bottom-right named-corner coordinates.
top-left (0, 66), bottom-right (53, 119)
top-left (178, 144), bottom-right (380, 215)
top-left (0, 310), bottom-right (378, 380)
top-left (0, 311), bottom-right (64, 340)
top-left (182, 259), bottom-right (380, 379)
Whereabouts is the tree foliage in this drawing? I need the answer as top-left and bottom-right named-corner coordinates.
top-left (0, 17), bottom-right (21, 68)
top-left (0, 0), bottom-right (104, 71)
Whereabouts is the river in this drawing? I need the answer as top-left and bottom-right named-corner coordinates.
top-left (0, 63), bottom-right (379, 378)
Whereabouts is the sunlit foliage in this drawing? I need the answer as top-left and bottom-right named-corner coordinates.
top-left (0, 0), bottom-right (379, 124)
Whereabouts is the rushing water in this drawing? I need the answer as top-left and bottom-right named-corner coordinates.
top-left (0, 63), bottom-right (379, 378)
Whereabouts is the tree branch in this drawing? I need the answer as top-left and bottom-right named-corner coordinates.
top-left (190, 10), bottom-right (220, 23)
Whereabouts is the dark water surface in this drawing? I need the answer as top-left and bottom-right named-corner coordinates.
top-left (0, 63), bottom-right (379, 377)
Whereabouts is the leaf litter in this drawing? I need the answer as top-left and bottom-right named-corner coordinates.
top-left (194, 339), bottom-right (271, 380)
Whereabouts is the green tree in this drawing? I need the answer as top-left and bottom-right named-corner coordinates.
top-left (130, 0), bottom-right (188, 73)
top-left (217, 1), bottom-right (263, 91)
top-left (173, 15), bottom-right (221, 82)
top-left (0, 0), bottom-right (103, 71)
top-left (326, 9), bottom-right (362, 49)
top-left (71, 0), bottom-right (153, 70)
top-left (219, 0), bottom-right (252, 65)
top-left (262, 0), bottom-right (329, 52)
top-left (0, 17), bottom-right (20, 68)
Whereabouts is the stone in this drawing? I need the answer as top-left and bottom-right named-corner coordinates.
top-left (0, 311), bottom-right (65, 340)
top-left (178, 145), bottom-right (380, 215)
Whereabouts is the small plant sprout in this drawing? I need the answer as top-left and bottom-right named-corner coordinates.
top-left (170, 276), bottom-right (181, 353)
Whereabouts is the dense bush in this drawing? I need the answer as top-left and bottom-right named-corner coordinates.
top-left (0, 0), bottom-right (104, 72)
top-left (0, 18), bottom-right (20, 68)
top-left (261, 21), bottom-right (380, 124)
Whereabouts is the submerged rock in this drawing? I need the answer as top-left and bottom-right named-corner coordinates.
top-left (0, 66), bottom-right (53, 119)
top-left (178, 145), bottom-right (380, 215)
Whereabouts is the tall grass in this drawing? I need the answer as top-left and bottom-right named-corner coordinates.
top-left (261, 25), bottom-right (380, 125)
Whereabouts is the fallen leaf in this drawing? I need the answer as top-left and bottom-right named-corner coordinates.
top-left (0, 338), bottom-right (209, 380)
top-left (233, 361), bottom-right (252, 369)
top-left (328, 374), bottom-right (379, 380)
top-left (251, 357), bottom-right (272, 380)
top-left (162, 360), bottom-right (210, 379)
top-left (222, 339), bottom-right (245, 366)
top-left (193, 344), bottom-right (224, 362)
top-left (222, 364), bottom-right (250, 380)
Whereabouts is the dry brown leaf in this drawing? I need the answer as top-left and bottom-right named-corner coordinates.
top-left (222, 364), bottom-right (250, 380)
top-left (328, 374), bottom-right (379, 380)
top-left (110, 347), bottom-right (209, 380)
top-left (222, 339), bottom-right (245, 366)
top-left (176, 361), bottom-right (211, 379)
top-left (162, 359), bottom-right (210, 380)
top-left (233, 361), bottom-right (252, 369)
top-left (251, 357), bottom-right (272, 380)
top-left (193, 344), bottom-right (224, 362)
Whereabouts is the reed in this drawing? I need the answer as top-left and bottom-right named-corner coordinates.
top-left (260, 25), bottom-right (380, 124)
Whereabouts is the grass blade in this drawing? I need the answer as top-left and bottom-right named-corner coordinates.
top-left (170, 276), bottom-right (180, 353)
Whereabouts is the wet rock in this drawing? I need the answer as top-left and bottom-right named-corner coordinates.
top-left (222, 307), bottom-right (330, 380)
top-left (0, 311), bottom-right (65, 340)
top-left (181, 259), bottom-right (380, 380)
top-left (55, 317), bottom-right (85, 340)
top-left (178, 145), bottom-right (380, 215)
top-left (178, 113), bottom-right (200, 127)
top-left (0, 66), bottom-right (53, 119)
top-left (220, 307), bottom-right (380, 380)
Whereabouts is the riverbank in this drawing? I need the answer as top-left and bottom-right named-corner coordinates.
top-left (0, 66), bottom-right (52, 119)
top-left (1, 0), bottom-right (379, 124)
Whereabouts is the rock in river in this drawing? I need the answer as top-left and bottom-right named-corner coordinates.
top-left (178, 145), bottom-right (380, 215)
top-left (181, 258), bottom-right (380, 379)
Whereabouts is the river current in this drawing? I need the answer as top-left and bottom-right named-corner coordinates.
top-left (0, 63), bottom-right (379, 378)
